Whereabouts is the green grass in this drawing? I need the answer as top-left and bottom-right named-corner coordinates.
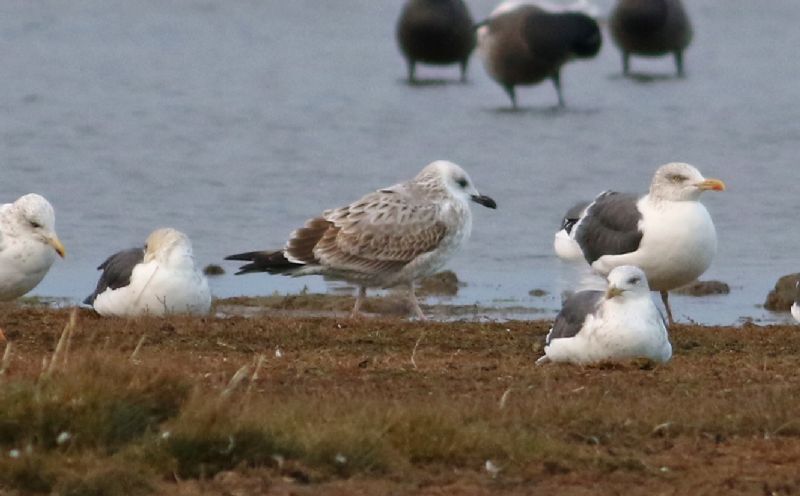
top-left (0, 353), bottom-right (189, 451)
top-left (3, 308), bottom-right (800, 494)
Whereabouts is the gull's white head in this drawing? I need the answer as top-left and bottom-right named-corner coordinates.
top-left (416, 160), bottom-right (497, 209)
top-left (9, 194), bottom-right (66, 258)
top-left (605, 265), bottom-right (650, 300)
top-left (650, 163), bottom-right (726, 202)
top-left (143, 228), bottom-right (193, 264)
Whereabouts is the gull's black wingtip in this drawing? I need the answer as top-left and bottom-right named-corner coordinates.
top-left (224, 251), bottom-right (260, 262)
top-left (224, 250), bottom-right (302, 275)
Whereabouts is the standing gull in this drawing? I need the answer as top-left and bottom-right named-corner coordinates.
top-left (610, 0), bottom-right (693, 77)
top-left (84, 228), bottom-right (211, 317)
top-left (225, 160), bottom-right (497, 319)
top-left (792, 282), bottom-right (800, 323)
top-left (556, 162), bottom-right (725, 325)
top-left (0, 194), bottom-right (66, 300)
top-left (476, 0), bottom-right (601, 108)
top-left (396, 0), bottom-right (477, 83)
top-left (537, 265), bottom-right (672, 365)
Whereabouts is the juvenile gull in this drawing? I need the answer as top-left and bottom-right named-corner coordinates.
top-left (225, 160), bottom-right (497, 319)
top-left (396, 0), bottom-right (476, 83)
top-left (476, 0), bottom-right (602, 108)
top-left (537, 265), bottom-right (672, 365)
top-left (84, 228), bottom-right (211, 317)
top-left (0, 194), bottom-right (66, 300)
top-left (556, 162), bottom-right (725, 325)
top-left (610, 0), bottom-right (693, 76)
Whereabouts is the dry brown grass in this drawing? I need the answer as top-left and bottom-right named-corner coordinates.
top-left (0, 305), bottom-right (799, 495)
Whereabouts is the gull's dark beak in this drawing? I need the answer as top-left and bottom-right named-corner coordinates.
top-left (471, 194), bottom-right (497, 209)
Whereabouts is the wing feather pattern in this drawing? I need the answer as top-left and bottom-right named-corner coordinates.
top-left (315, 189), bottom-right (447, 276)
top-left (560, 200), bottom-right (590, 234)
top-left (574, 191), bottom-right (643, 264)
top-left (226, 187), bottom-right (448, 280)
top-left (83, 247), bottom-right (144, 305)
top-left (546, 290), bottom-right (604, 345)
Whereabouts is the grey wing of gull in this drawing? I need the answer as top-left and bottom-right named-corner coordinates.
top-left (83, 247), bottom-right (144, 305)
top-left (560, 200), bottom-right (590, 234)
top-left (546, 290), bottom-right (604, 345)
top-left (574, 191), bottom-right (642, 264)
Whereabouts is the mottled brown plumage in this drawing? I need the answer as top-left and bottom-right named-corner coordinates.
top-left (226, 160), bottom-right (496, 319)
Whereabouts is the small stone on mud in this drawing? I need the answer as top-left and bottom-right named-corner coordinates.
top-left (528, 289), bottom-right (548, 297)
top-left (417, 270), bottom-right (462, 297)
top-left (203, 264), bottom-right (225, 276)
top-left (764, 273), bottom-right (800, 311)
top-left (674, 280), bottom-right (730, 296)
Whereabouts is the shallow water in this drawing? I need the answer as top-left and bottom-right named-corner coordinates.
top-left (2, 0), bottom-right (798, 324)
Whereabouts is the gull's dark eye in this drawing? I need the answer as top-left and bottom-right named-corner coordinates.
top-left (627, 277), bottom-right (640, 285)
top-left (456, 177), bottom-right (468, 188)
top-left (668, 174), bottom-right (687, 183)
top-left (29, 220), bottom-right (42, 229)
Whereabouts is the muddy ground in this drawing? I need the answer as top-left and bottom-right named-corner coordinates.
top-left (1, 300), bottom-right (799, 495)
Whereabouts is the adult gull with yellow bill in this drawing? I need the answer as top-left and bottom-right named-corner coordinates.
top-left (556, 162), bottom-right (725, 325)
top-left (0, 194), bottom-right (66, 300)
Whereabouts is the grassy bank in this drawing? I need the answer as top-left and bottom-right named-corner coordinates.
top-left (0, 305), bottom-right (799, 495)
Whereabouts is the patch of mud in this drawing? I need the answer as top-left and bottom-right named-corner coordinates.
top-left (764, 273), bottom-right (800, 311)
top-left (203, 264), bottom-right (225, 276)
top-left (213, 292), bottom-right (547, 320)
top-left (674, 280), bottom-right (730, 296)
top-left (417, 270), bottom-right (463, 297)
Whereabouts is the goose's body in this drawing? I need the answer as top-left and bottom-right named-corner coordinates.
top-left (610, 0), bottom-right (692, 76)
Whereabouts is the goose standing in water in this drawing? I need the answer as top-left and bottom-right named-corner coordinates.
top-left (396, 0), bottom-right (477, 83)
top-left (609, 0), bottom-right (693, 76)
top-left (477, 1), bottom-right (601, 108)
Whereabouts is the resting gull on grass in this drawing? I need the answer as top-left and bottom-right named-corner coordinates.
top-left (555, 162), bottom-right (725, 326)
top-left (225, 160), bottom-right (497, 320)
top-left (0, 194), bottom-right (66, 300)
top-left (84, 228), bottom-right (211, 317)
top-left (537, 265), bottom-right (672, 365)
